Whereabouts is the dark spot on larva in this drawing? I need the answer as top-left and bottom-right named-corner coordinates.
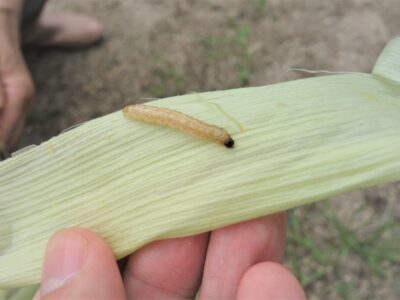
top-left (224, 137), bottom-right (234, 148)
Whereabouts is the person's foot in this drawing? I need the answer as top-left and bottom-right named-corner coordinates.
top-left (23, 8), bottom-right (103, 48)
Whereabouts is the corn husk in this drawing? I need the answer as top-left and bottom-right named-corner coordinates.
top-left (1, 37), bottom-right (400, 288)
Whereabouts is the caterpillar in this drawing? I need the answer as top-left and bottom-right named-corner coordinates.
top-left (122, 104), bottom-right (234, 148)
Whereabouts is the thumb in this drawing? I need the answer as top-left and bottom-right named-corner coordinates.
top-left (34, 228), bottom-right (126, 300)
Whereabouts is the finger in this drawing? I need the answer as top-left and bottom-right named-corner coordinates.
top-left (0, 73), bottom-right (33, 148)
top-left (124, 233), bottom-right (209, 299)
top-left (199, 213), bottom-right (286, 300)
top-left (38, 228), bottom-right (125, 300)
top-left (0, 79), bottom-right (4, 110)
top-left (237, 262), bottom-right (306, 299)
top-left (0, 82), bottom-right (5, 149)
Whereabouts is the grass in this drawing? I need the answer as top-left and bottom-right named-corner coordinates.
top-left (200, 25), bottom-right (254, 86)
top-left (335, 281), bottom-right (353, 300)
top-left (329, 213), bottom-right (400, 277)
top-left (254, 0), bottom-right (267, 19)
top-left (146, 24), bottom-right (255, 98)
top-left (147, 57), bottom-right (185, 98)
top-left (286, 200), bottom-right (400, 299)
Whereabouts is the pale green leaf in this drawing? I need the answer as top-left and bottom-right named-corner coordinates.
top-left (1, 37), bottom-right (400, 288)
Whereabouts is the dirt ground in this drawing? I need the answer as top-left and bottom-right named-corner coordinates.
top-left (20, 0), bottom-right (400, 299)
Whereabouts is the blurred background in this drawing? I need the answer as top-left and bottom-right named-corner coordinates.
top-left (22, 0), bottom-right (400, 299)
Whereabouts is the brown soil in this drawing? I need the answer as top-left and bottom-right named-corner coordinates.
top-left (20, 0), bottom-right (400, 299)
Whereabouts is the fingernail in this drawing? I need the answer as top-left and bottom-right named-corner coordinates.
top-left (40, 229), bottom-right (88, 297)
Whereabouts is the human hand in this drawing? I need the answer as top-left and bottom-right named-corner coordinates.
top-left (0, 5), bottom-right (34, 151)
top-left (33, 213), bottom-right (306, 299)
